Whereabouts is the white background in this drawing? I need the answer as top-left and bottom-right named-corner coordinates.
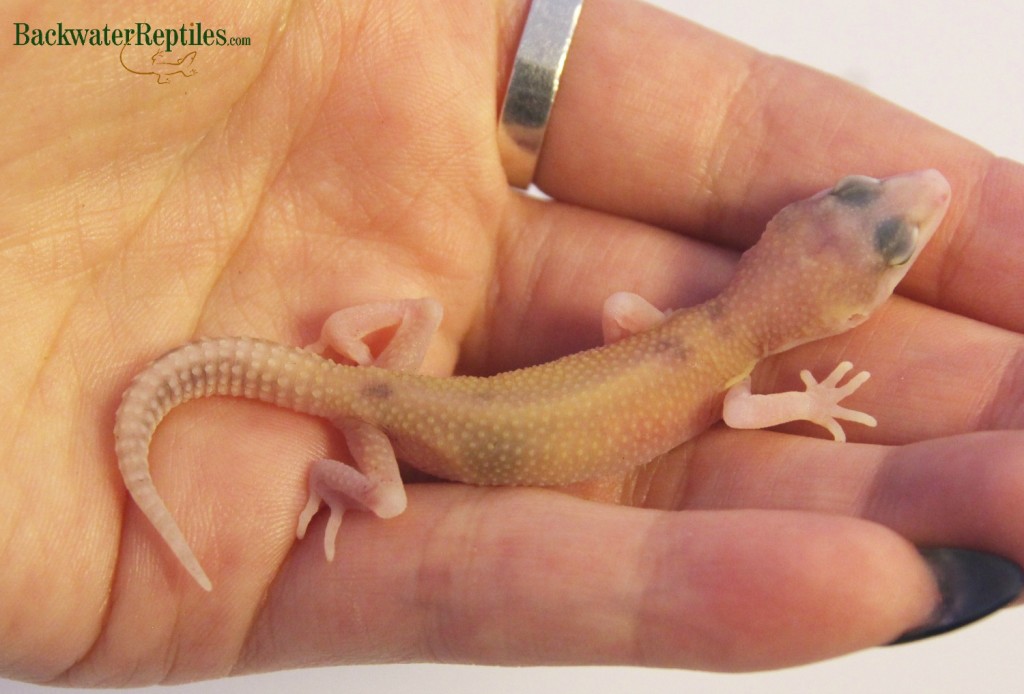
top-left (4, 1), bottom-right (1022, 693)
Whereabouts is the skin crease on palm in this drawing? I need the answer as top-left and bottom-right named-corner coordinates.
top-left (1, 0), bottom-right (1023, 686)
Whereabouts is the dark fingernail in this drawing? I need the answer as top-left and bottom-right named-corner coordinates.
top-left (889, 548), bottom-right (1024, 645)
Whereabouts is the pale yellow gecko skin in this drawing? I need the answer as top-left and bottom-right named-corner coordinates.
top-left (115, 170), bottom-right (951, 590)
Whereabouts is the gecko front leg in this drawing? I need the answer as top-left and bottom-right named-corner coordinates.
top-left (601, 291), bottom-right (670, 343)
top-left (722, 361), bottom-right (878, 442)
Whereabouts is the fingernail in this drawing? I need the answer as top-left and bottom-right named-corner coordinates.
top-left (889, 548), bottom-right (1024, 645)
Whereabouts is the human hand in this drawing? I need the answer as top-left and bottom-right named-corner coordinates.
top-left (2, 0), bottom-right (1022, 685)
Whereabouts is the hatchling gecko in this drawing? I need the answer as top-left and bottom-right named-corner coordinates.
top-left (115, 169), bottom-right (952, 590)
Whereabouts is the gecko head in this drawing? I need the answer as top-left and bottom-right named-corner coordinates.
top-left (735, 169), bottom-right (951, 354)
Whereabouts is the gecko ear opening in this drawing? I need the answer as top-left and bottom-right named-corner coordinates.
top-left (842, 312), bottom-right (869, 330)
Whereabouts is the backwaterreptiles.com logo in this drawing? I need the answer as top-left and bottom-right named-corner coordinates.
top-left (12, 21), bottom-right (251, 84)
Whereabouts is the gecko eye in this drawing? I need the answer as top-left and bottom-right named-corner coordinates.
top-left (875, 216), bottom-right (918, 266)
top-left (830, 175), bottom-right (881, 206)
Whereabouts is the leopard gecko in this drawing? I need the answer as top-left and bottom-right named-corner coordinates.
top-left (115, 169), bottom-right (952, 590)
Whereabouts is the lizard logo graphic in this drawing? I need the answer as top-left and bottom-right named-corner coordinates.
top-left (119, 45), bottom-right (197, 84)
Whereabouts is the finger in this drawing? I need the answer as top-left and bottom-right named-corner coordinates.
top-left (239, 485), bottom-right (936, 672)
top-left (654, 428), bottom-right (1024, 568)
top-left (476, 198), bottom-right (734, 371)
top-left (533, 0), bottom-right (967, 236)
top-left (517, 0), bottom-right (1024, 331)
top-left (757, 298), bottom-right (1024, 442)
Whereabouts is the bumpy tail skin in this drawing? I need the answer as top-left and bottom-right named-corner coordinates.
top-left (114, 337), bottom-right (343, 590)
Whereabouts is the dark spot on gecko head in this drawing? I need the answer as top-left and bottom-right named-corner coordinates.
top-left (361, 381), bottom-right (393, 400)
top-left (830, 175), bottom-right (882, 207)
top-left (874, 215), bottom-right (918, 266)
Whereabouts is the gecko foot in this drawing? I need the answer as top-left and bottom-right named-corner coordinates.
top-left (304, 298), bottom-right (442, 372)
top-left (296, 485), bottom-right (346, 562)
top-left (798, 361), bottom-right (878, 442)
top-left (295, 448), bottom-right (408, 562)
top-left (723, 361), bottom-right (878, 442)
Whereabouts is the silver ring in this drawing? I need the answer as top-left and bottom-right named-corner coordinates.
top-left (498, 0), bottom-right (584, 188)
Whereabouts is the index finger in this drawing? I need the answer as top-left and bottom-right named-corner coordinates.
top-left (515, 0), bottom-right (1024, 332)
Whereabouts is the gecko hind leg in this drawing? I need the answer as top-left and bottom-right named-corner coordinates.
top-left (297, 298), bottom-right (435, 561)
top-left (306, 297), bottom-right (443, 372)
top-left (296, 419), bottom-right (407, 561)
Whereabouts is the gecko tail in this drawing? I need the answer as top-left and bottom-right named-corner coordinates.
top-left (114, 336), bottom-right (345, 591)
top-left (115, 427), bottom-right (213, 590)
top-left (123, 467), bottom-right (213, 591)
top-left (114, 351), bottom-right (217, 590)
